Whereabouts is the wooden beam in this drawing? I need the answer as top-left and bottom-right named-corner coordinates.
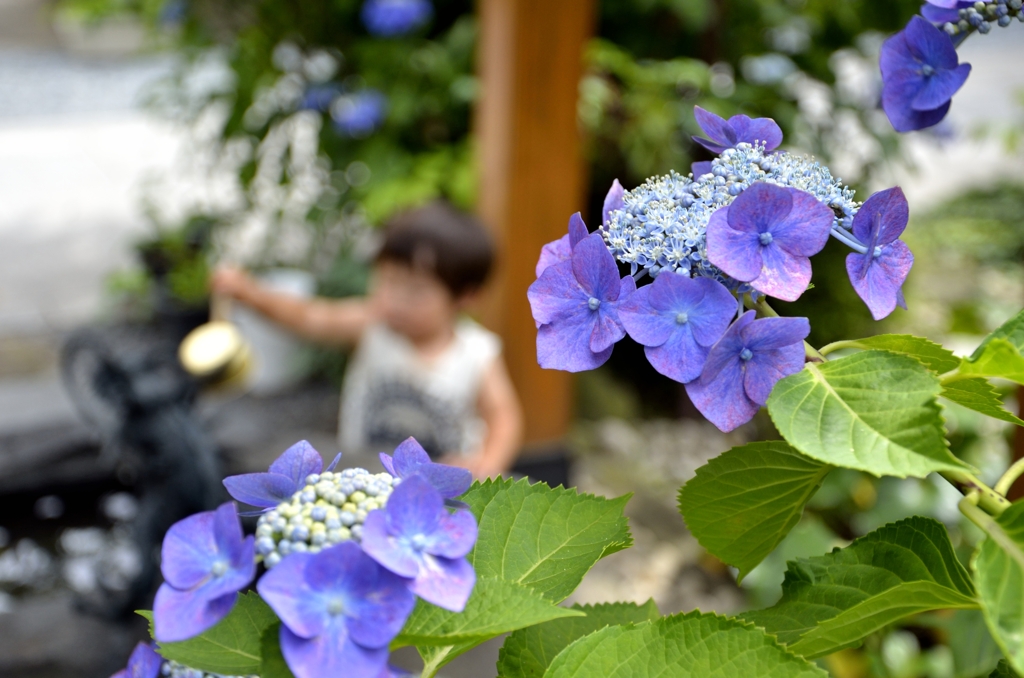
top-left (475, 0), bottom-right (595, 447)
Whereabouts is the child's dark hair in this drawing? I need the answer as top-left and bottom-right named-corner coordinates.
top-left (377, 201), bottom-right (495, 297)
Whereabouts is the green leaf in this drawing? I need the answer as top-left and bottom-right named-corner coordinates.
top-left (975, 309), bottom-right (1024, 354)
top-left (973, 501), bottom-right (1024, 676)
top-left (497, 600), bottom-right (660, 677)
top-left (678, 442), bottom-right (830, 582)
top-left (395, 577), bottom-right (584, 647)
top-left (542, 612), bottom-right (827, 678)
top-left (837, 334), bottom-right (961, 373)
top-left (767, 351), bottom-right (969, 478)
top-left (942, 378), bottom-right (1024, 426)
top-left (742, 516), bottom-right (977, 658)
top-left (148, 592), bottom-right (279, 675)
top-left (463, 477), bottom-right (632, 602)
top-left (259, 624), bottom-right (295, 678)
top-left (960, 338), bottom-right (1024, 386)
top-left (992, 660), bottom-right (1022, 678)
top-left (942, 610), bottom-right (1003, 678)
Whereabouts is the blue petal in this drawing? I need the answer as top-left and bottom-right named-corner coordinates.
top-left (154, 585), bottom-right (237, 643)
top-left (412, 463), bottom-right (473, 499)
top-left (568, 212), bottom-right (589, 247)
top-left (409, 554), bottom-right (476, 612)
top-left (362, 510), bottom-right (421, 578)
top-left (572, 233), bottom-right (622, 302)
top-left (851, 187), bottom-right (909, 246)
top-left (644, 328), bottom-right (708, 384)
top-left (125, 642), bottom-right (162, 678)
top-left (223, 472), bottom-right (298, 509)
top-left (535, 235), bottom-right (573, 278)
top-left (911, 63), bottom-right (971, 111)
top-left (391, 438), bottom-right (432, 476)
top-left (160, 510), bottom-right (218, 590)
top-left (257, 552), bottom-right (326, 639)
top-left (741, 316), bottom-right (811, 352)
top-left (685, 358), bottom-right (758, 433)
top-left (537, 311), bottom-right (613, 372)
top-left (744, 343), bottom-right (807, 406)
top-left (269, 441), bottom-right (324, 487)
top-left (905, 15), bottom-right (959, 70)
top-left (602, 179), bottom-right (625, 228)
top-left (528, 260), bottom-right (588, 326)
top-left (280, 622), bottom-right (388, 678)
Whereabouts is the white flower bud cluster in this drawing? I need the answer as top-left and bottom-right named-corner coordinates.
top-left (161, 660), bottom-right (256, 678)
top-left (603, 143), bottom-right (859, 285)
top-left (254, 468), bottom-right (398, 568)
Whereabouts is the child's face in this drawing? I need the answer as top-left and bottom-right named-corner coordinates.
top-left (370, 260), bottom-right (461, 340)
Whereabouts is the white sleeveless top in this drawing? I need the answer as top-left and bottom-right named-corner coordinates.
top-left (339, 319), bottom-right (501, 459)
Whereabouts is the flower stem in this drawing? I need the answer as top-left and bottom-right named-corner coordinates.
top-left (829, 227), bottom-right (868, 254)
top-left (818, 339), bottom-right (860, 357)
top-left (940, 469), bottom-right (1010, 517)
top-left (420, 647), bottom-right (452, 678)
top-left (996, 457), bottom-right (1024, 497)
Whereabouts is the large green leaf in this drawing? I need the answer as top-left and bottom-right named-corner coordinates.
top-left (463, 477), bottom-right (632, 602)
top-left (942, 378), bottom-right (1024, 426)
top-left (960, 339), bottom-right (1024, 386)
top-left (143, 592), bottom-right (278, 675)
top-left (395, 577), bottom-right (583, 647)
top-left (742, 516), bottom-right (977, 658)
top-left (542, 612), bottom-right (827, 678)
top-left (767, 351), bottom-right (968, 478)
top-left (836, 334), bottom-right (960, 373)
top-left (940, 610), bottom-right (1004, 678)
top-left (678, 441), bottom-right (830, 581)
top-left (259, 624), bottom-right (295, 678)
top-left (992, 660), bottom-right (1022, 677)
top-left (497, 600), bottom-right (660, 677)
top-left (975, 309), bottom-right (1024, 353)
top-left (973, 501), bottom-right (1024, 675)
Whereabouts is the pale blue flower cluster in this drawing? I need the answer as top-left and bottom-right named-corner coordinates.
top-left (160, 660), bottom-right (255, 678)
top-left (602, 143), bottom-right (859, 284)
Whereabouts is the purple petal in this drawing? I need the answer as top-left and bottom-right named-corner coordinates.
top-left (691, 161), bottom-right (714, 177)
top-left (326, 453), bottom-right (342, 472)
top-left (693, 106), bottom-right (735, 150)
top-left (685, 278), bottom-right (737, 347)
top-left (905, 15), bottom-right (960, 70)
top-left (341, 566), bottom-right (416, 649)
top-left (644, 328), bottom-right (708, 384)
top-left (568, 212), bottom-right (588, 247)
top-left (750, 242), bottom-right (812, 302)
top-left (409, 555), bottom-right (476, 612)
top-left (706, 206), bottom-right (763, 282)
top-left (125, 642), bottom-right (162, 678)
top-left (882, 74), bottom-right (952, 132)
top-left (743, 343), bottom-right (807, 406)
top-left (386, 476), bottom-right (443, 537)
top-left (257, 552), bottom-right (324, 638)
top-left (361, 511), bottom-right (421, 578)
top-left (379, 453), bottom-right (397, 476)
top-left (536, 235), bottom-right (573, 278)
top-left (852, 187), bottom-right (909, 246)
top-left (921, 4), bottom-right (961, 23)
top-left (880, 31), bottom-right (918, 78)
top-left (685, 360), bottom-right (758, 433)
top-left (392, 438), bottom-right (432, 476)
top-left (411, 463), bottom-right (472, 498)
top-left (160, 511), bottom-right (218, 590)
top-left (912, 63), bottom-right (971, 111)
top-left (846, 241), bottom-right (914, 320)
top-left (428, 509), bottom-right (478, 559)
top-left (213, 502), bottom-right (246, 565)
top-left (572, 233), bottom-right (621, 301)
top-left (741, 316), bottom-right (811, 352)
top-left (537, 312), bottom-right (613, 372)
top-left (280, 623), bottom-right (388, 678)
top-left (154, 585), bottom-right (237, 642)
top-left (701, 311), bottom-right (755, 383)
top-left (269, 441), bottom-right (324, 487)
top-left (619, 285), bottom-right (674, 347)
top-left (925, 0), bottom-right (960, 8)
top-left (223, 473), bottom-right (299, 508)
top-left (768, 189), bottom-right (833, 257)
top-left (731, 182), bottom-right (794, 234)
top-left (739, 117), bottom-right (783, 151)
top-left (602, 180), bottom-right (625, 228)
top-left (590, 306), bottom-right (626, 353)
top-left (528, 261), bottom-right (588, 326)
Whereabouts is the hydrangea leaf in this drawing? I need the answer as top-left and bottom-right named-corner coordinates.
top-left (141, 591), bottom-right (278, 675)
top-left (831, 334), bottom-right (959, 373)
top-left (462, 477), bottom-right (632, 602)
top-left (973, 501), bottom-right (1024, 676)
top-left (497, 600), bottom-right (660, 677)
top-left (741, 517), bottom-right (977, 659)
top-left (395, 577), bottom-right (583, 647)
top-left (992, 660), bottom-right (1022, 678)
top-left (960, 338), bottom-right (1024, 386)
top-left (942, 378), bottom-right (1024, 426)
top-left (767, 350), bottom-right (969, 478)
top-left (678, 441), bottom-right (829, 582)
top-left (940, 610), bottom-right (1004, 678)
top-left (542, 612), bottom-right (827, 678)
top-left (259, 623), bottom-right (296, 678)
top-left (975, 308), bottom-right (1024, 351)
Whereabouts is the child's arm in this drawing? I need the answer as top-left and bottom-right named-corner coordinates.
top-left (211, 267), bottom-right (371, 345)
top-left (463, 356), bottom-right (524, 479)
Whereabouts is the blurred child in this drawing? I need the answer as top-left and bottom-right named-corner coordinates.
top-left (211, 201), bottom-right (522, 479)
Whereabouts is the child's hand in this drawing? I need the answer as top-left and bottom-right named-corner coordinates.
top-left (211, 266), bottom-right (254, 299)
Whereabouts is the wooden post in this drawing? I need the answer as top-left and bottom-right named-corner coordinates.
top-left (475, 0), bottom-right (595, 448)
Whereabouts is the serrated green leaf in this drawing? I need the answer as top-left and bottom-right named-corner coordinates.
top-left (992, 659), bottom-right (1022, 677)
top-left (960, 339), bottom-right (1024, 385)
top-left (542, 612), bottom-right (827, 678)
top-left (678, 442), bottom-right (830, 582)
top-left (463, 477), bottom-right (632, 602)
top-left (942, 378), bottom-right (1024, 426)
top-left (259, 624), bottom-right (295, 678)
top-left (767, 351), bottom-right (969, 478)
top-left (838, 334), bottom-right (961, 373)
top-left (497, 600), bottom-right (660, 677)
top-left (973, 501), bottom-right (1024, 676)
top-left (742, 516), bottom-right (977, 658)
top-left (395, 577), bottom-right (584, 647)
top-left (148, 592), bottom-right (278, 675)
top-left (974, 309), bottom-right (1024, 355)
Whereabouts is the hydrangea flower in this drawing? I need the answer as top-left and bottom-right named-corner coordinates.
top-left (880, 16), bottom-right (972, 132)
top-left (257, 542), bottom-right (416, 678)
top-left (921, 0), bottom-right (971, 24)
top-left (691, 107), bottom-right (783, 177)
top-left (706, 182), bottom-right (834, 302)
top-left (223, 440), bottom-right (340, 514)
top-left (379, 437), bottom-right (472, 500)
top-left (331, 91), bottom-right (388, 138)
top-left (845, 187), bottom-right (914, 321)
top-left (535, 212), bottom-right (589, 278)
top-left (685, 311), bottom-right (809, 432)
top-left (361, 0), bottom-right (433, 37)
top-left (111, 642), bottom-right (162, 678)
top-left (362, 476), bottom-right (477, 612)
top-left (618, 272), bottom-right (736, 383)
top-left (529, 232), bottom-right (636, 372)
top-left (154, 503), bottom-right (256, 642)
top-left (161, 660), bottom-right (257, 678)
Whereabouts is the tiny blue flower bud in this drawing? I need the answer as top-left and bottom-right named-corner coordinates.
top-left (675, 312), bottom-right (689, 325)
top-left (588, 297), bottom-right (601, 310)
top-left (999, 14), bottom-right (1013, 25)
top-left (759, 232), bottom-right (774, 246)
top-left (739, 348), bottom-right (753, 361)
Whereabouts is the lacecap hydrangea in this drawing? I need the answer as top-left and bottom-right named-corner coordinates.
top-left (528, 106), bottom-right (915, 432)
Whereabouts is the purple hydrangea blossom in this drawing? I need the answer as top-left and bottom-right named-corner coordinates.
top-left (379, 437), bottom-right (472, 500)
top-left (535, 212), bottom-right (589, 278)
top-left (223, 440), bottom-right (340, 513)
top-left (685, 311), bottom-right (809, 432)
top-left (618, 273), bottom-right (736, 384)
top-left (880, 16), bottom-right (972, 132)
top-left (362, 476), bottom-right (477, 612)
top-left (845, 187), bottom-right (914, 321)
top-left (691, 106), bottom-right (783, 177)
top-left (111, 642), bottom-right (162, 678)
top-left (602, 179), bottom-right (625, 228)
top-left (153, 502), bottom-right (255, 642)
top-left (528, 232), bottom-right (636, 372)
top-left (257, 542), bottom-right (416, 678)
top-left (920, 0), bottom-right (971, 23)
top-left (361, 0), bottom-right (433, 37)
top-left (706, 182), bottom-right (833, 302)
top-left (331, 90), bottom-right (388, 138)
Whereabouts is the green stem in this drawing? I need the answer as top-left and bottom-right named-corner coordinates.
top-left (941, 469), bottom-right (1010, 517)
top-left (818, 339), bottom-right (860, 357)
top-left (745, 295), bottom-right (826, 363)
top-left (420, 647), bottom-right (452, 678)
top-left (996, 457), bottom-right (1024, 497)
